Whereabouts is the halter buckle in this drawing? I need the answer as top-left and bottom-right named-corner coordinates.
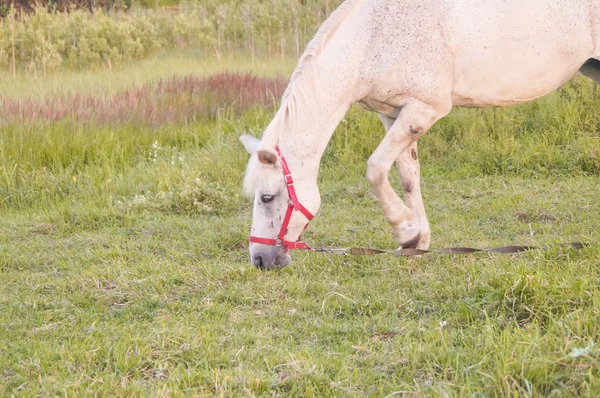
top-left (275, 238), bottom-right (284, 247)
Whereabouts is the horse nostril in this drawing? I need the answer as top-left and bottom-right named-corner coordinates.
top-left (253, 255), bottom-right (265, 269)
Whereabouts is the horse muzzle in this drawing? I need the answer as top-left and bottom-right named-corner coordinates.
top-left (250, 244), bottom-right (291, 269)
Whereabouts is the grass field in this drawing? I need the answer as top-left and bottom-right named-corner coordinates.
top-left (1, 52), bottom-right (600, 396)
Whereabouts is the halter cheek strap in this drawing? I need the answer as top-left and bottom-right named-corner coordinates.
top-left (248, 147), bottom-right (314, 252)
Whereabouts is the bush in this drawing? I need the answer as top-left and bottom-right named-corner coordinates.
top-left (0, 0), bottom-right (345, 73)
top-left (1, 1), bottom-right (119, 13)
top-left (0, 6), bottom-right (167, 72)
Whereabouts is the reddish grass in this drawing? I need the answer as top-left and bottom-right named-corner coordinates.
top-left (0, 72), bottom-right (288, 126)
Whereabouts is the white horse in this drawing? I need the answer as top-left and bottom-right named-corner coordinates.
top-left (241, 0), bottom-right (600, 269)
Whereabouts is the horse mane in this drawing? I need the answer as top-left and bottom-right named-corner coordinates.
top-left (269, 0), bottom-right (362, 140)
top-left (281, 0), bottom-right (360, 102)
top-left (244, 0), bottom-right (362, 195)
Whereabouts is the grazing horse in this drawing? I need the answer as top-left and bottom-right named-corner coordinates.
top-left (241, 0), bottom-right (600, 269)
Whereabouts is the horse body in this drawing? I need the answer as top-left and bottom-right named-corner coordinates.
top-left (242, 0), bottom-right (600, 269)
top-left (356, 0), bottom-right (599, 111)
top-left (449, 0), bottom-right (597, 106)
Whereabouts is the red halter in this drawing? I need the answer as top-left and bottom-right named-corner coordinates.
top-left (248, 147), bottom-right (314, 252)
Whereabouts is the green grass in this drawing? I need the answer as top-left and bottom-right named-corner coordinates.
top-left (1, 56), bottom-right (600, 396)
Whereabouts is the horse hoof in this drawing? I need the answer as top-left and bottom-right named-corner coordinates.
top-left (396, 222), bottom-right (421, 249)
top-left (399, 233), bottom-right (421, 249)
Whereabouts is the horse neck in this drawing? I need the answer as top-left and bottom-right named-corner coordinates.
top-left (264, 0), bottom-right (367, 181)
top-left (274, 72), bottom-right (353, 183)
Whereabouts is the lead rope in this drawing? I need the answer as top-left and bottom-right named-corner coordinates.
top-left (247, 148), bottom-right (588, 257)
top-left (310, 242), bottom-right (587, 257)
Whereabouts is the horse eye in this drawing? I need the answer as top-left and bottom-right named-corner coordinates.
top-left (260, 195), bottom-right (275, 203)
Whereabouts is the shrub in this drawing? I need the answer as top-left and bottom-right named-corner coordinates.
top-left (0, 0), bottom-right (345, 73)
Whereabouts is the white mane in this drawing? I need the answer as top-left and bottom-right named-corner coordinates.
top-left (270, 0), bottom-right (362, 141)
top-left (244, 0), bottom-right (362, 195)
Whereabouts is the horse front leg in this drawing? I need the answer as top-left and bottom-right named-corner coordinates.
top-left (368, 100), bottom-right (449, 248)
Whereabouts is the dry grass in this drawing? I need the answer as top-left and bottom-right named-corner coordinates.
top-left (0, 72), bottom-right (287, 126)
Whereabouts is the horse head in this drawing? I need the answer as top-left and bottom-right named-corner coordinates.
top-left (240, 135), bottom-right (320, 269)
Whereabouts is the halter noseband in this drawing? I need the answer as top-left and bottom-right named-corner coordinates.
top-left (248, 147), bottom-right (314, 252)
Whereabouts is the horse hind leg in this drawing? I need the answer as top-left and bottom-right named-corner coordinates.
top-left (395, 141), bottom-right (431, 249)
top-left (579, 58), bottom-right (600, 84)
top-left (378, 114), bottom-right (431, 249)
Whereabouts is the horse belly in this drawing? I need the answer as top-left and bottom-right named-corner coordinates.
top-left (451, 60), bottom-right (586, 108)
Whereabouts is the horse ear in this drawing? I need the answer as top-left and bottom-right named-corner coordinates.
top-left (239, 134), bottom-right (260, 154)
top-left (257, 149), bottom-right (278, 165)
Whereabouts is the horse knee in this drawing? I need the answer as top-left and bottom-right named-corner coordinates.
top-left (366, 158), bottom-right (387, 186)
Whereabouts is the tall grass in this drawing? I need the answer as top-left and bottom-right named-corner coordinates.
top-left (0, 52), bottom-right (297, 99)
top-left (1, 69), bottom-right (599, 214)
top-left (0, 71), bottom-right (284, 210)
top-left (0, 72), bottom-right (287, 125)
